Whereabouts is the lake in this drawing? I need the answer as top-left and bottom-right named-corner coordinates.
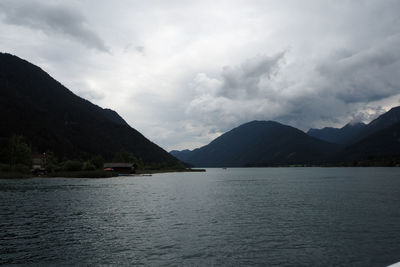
top-left (1, 168), bottom-right (400, 266)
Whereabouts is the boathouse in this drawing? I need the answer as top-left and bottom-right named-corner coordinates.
top-left (104, 163), bottom-right (136, 174)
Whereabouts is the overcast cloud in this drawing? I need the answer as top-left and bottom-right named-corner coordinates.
top-left (0, 0), bottom-right (109, 52)
top-left (1, 0), bottom-right (400, 150)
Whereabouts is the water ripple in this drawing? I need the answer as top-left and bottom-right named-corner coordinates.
top-left (1, 168), bottom-right (400, 265)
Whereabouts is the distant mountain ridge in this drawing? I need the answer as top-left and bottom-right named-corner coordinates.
top-left (338, 107), bottom-right (400, 161)
top-left (171, 121), bottom-right (341, 167)
top-left (172, 108), bottom-right (400, 167)
top-left (0, 52), bottom-right (179, 164)
top-left (308, 107), bottom-right (400, 145)
top-left (307, 122), bottom-right (366, 145)
top-left (170, 149), bottom-right (193, 163)
top-left (354, 106), bottom-right (400, 142)
top-left (342, 122), bottom-right (400, 161)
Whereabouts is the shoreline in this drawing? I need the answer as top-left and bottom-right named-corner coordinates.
top-left (0, 168), bottom-right (206, 179)
top-left (3, 164), bottom-right (399, 179)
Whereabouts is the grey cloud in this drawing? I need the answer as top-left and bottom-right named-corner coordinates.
top-left (218, 52), bottom-right (285, 99)
top-left (0, 1), bottom-right (109, 52)
top-left (317, 36), bottom-right (400, 103)
top-left (123, 44), bottom-right (145, 54)
top-left (349, 106), bottom-right (387, 124)
top-left (135, 46), bottom-right (145, 53)
top-left (187, 35), bottom-right (400, 136)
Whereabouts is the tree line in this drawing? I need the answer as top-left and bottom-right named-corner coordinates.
top-left (0, 135), bottom-right (154, 175)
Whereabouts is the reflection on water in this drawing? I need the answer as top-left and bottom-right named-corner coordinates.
top-left (1, 168), bottom-right (400, 265)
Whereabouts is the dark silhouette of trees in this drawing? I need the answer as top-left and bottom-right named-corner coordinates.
top-left (7, 135), bottom-right (32, 169)
top-left (90, 155), bottom-right (104, 169)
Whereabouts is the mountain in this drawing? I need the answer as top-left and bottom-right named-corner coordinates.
top-left (308, 107), bottom-right (400, 146)
top-left (307, 122), bottom-right (366, 145)
top-left (341, 121), bottom-right (400, 162)
top-left (170, 149), bottom-right (193, 163)
top-left (101, 108), bottom-right (129, 126)
top-left (171, 121), bottom-right (341, 167)
top-left (0, 52), bottom-right (179, 164)
top-left (171, 106), bottom-right (400, 167)
top-left (352, 106), bottom-right (400, 143)
top-left (339, 108), bottom-right (400, 162)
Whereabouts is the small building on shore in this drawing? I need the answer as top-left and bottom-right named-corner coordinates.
top-left (104, 163), bottom-right (136, 174)
top-left (32, 154), bottom-right (46, 174)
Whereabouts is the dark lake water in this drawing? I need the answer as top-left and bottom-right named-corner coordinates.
top-left (1, 168), bottom-right (400, 266)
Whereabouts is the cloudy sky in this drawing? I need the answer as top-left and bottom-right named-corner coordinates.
top-left (1, 0), bottom-right (400, 150)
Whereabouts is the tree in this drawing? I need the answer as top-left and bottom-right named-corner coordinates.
top-left (63, 160), bottom-right (83, 171)
top-left (90, 155), bottom-right (104, 169)
top-left (83, 161), bottom-right (96, 171)
top-left (43, 151), bottom-right (58, 172)
top-left (7, 135), bottom-right (32, 168)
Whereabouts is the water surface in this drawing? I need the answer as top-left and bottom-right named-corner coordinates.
top-left (1, 168), bottom-right (400, 266)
